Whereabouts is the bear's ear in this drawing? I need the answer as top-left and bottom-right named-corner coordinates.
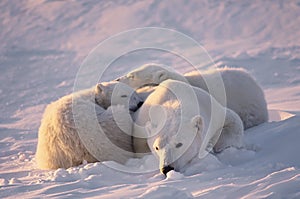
top-left (191, 115), bottom-right (204, 133)
top-left (95, 83), bottom-right (103, 94)
top-left (154, 70), bottom-right (168, 83)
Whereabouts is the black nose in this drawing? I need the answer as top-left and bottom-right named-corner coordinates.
top-left (137, 101), bottom-right (143, 109)
top-left (129, 101), bottom-right (144, 112)
top-left (115, 78), bottom-right (120, 81)
top-left (162, 165), bottom-right (174, 176)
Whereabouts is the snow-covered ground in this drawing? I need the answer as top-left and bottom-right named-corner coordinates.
top-left (1, 0), bottom-right (300, 198)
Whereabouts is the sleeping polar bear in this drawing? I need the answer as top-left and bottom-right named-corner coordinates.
top-left (116, 63), bottom-right (268, 129)
top-left (133, 80), bottom-right (244, 175)
top-left (36, 81), bottom-right (142, 169)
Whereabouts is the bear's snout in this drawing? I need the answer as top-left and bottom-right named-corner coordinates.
top-left (161, 165), bottom-right (174, 176)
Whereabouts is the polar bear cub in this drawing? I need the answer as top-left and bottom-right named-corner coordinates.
top-left (133, 79), bottom-right (244, 175)
top-left (36, 81), bottom-right (142, 170)
top-left (117, 63), bottom-right (268, 129)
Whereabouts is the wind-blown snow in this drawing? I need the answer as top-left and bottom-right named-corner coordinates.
top-left (1, 0), bottom-right (300, 198)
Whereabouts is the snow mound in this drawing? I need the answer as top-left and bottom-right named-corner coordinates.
top-left (216, 147), bottom-right (256, 166)
top-left (268, 109), bottom-right (295, 122)
top-left (166, 170), bottom-right (184, 180)
top-left (183, 153), bottom-right (224, 176)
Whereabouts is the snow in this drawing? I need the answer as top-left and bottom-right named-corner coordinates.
top-left (1, 0), bottom-right (300, 198)
top-left (166, 170), bottom-right (184, 180)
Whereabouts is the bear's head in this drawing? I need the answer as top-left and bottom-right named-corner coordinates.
top-left (115, 63), bottom-right (183, 89)
top-left (95, 81), bottom-right (143, 111)
top-left (146, 110), bottom-right (204, 175)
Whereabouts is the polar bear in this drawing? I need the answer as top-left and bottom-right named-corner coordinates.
top-left (133, 80), bottom-right (244, 175)
top-left (36, 81), bottom-right (143, 170)
top-left (116, 63), bottom-right (187, 89)
top-left (116, 63), bottom-right (268, 129)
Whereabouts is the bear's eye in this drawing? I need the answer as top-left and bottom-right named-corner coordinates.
top-left (176, 143), bottom-right (183, 148)
top-left (121, 95), bottom-right (128, 98)
top-left (155, 146), bottom-right (159, 151)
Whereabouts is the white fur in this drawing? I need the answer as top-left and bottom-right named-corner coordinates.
top-left (116, 63), bottom-right (187, 89)
top-left (133, 80), bottom-right (244, 174)
top-left (36, 81), bottom-right (141, 169)
top-left (117, 63), bottom-right (268, 129)
top-left (184, 68), bottom-right (268, 129)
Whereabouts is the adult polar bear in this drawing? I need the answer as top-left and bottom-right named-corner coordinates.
top-left (36, 81), bottom-right (142, 169)
top-left (116, 63), bottom-right (268, 129)
top-left (133, 80), bottom-right (244, 175)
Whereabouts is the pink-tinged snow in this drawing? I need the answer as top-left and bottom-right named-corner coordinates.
top-left (1, 0), bottom-right (300, 198)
